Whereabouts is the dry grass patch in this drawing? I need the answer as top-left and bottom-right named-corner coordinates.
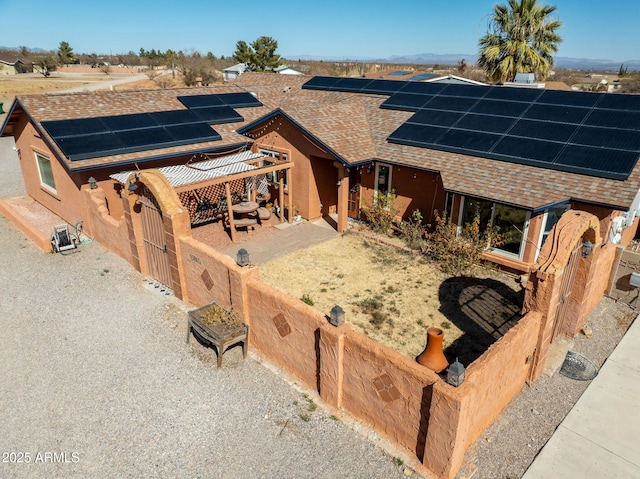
top-left (260, 233), bottom-right (522, 361)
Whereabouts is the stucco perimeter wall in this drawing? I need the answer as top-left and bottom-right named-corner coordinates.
top-left (83, 187), bottom-right (134, 265)
top-left (245, 280), bottom-right (328, 388)
top-left (458, 311), bottom-right (541, 448)
top-left (341, 331), bottom-right (439, 457)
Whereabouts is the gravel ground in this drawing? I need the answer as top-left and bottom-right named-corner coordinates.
top-left (0, 143), bottom-right (410, 479)
top-left (459, 296), bottom-right (636, 479)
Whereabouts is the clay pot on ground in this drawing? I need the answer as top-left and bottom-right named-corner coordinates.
top-left (416, 327), bottom-right (449, 373)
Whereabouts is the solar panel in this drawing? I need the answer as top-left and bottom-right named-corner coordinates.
top-left (101, 113), bottom-right (159, 131)
top-left (216, 92), bottom-right (262, 108)
top-left (437, 129), bottom-right (500, 152)
top-left (301, 76), bottom-right (342, 90)
top-left (387, 71), bottom-right (412, 76)
top-left (150, 110), bottom-right (201, 126)
top-left (554, 145), bottom-right (638, 179)
top-left (408, 109), bottom-right (463, 128)
top-left (583, 109), bottom-right (640, 130)
top-left (470, 99), bottom-right (530, 117)
top-left (334, 77), bottom-right (373, 92)
top-left (424, 95), bottom-right (480, 112)
top-left (193, 106), bottom-right (243, 124)
top-left (597, 94), bottom-right (640, 111)
top-left (178, 94), bottom-right (226, 109)
top-left (572, 126), bottom-right (640, 151)
top-left (360, 79), bottom-right (405, 95)
top-left (399, 81), bottom-right (447, 95)
top-left (440, 84), bottom-right (489, 98)
top-left (165, 123), bottom-right (222, 143)
top-left (483, 86), bottom-right (544, 102)
top-left (537, 90), bottom-right (601, 108)
top-left (387, 123), bottom-right (447, 147)
top-left (456, 114), bottom-right (516, 134)
top-left (54, 132), bottom-right (124, 160)
top-left (509, 119), bottom-right (579, 142)
top-left (492, 136), bottom-right (564, 162)
top-left (380, 93), bottom-right (433, 111)
top-left (42, 118), bottom-right (108, 138)
top-left (115, 127), bottom-right (175, 148)
top-left (523, 103), bottom-right (590, 124)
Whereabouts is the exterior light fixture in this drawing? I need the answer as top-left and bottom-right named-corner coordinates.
top-left (236, 248), bottom-right (250, 267)
top-left (88, 177), bottom-right (97, 189)
top-left (329, 305), bottom-right (345, 326)
top-left (127, 181), bottom-right (138, 192)
top-left (336, 178), bottom-right (342, 186)
top-left (367, 163), bottom-right (373, 175)
top-left (446, 358), bottom-right (465, 387)
top-left (582, 240), bottom-right (593, 258)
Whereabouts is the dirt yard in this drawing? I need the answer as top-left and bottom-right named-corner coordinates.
top-left (260, 232), bottom-right (524, 364)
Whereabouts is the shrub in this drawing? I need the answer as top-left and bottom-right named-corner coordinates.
top-left (361, 190), bottom-right (399, 235)
top-left (425, 211), bottom-right (506, 276)
top-left (398, 209), bottom-right (426, 249)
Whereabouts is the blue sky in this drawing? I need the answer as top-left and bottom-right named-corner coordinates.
top-left (1, 0), bottom-right (638, 61)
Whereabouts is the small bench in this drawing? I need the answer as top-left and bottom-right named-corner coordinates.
top-left (256, 207), bottom-right (272, 221)
top-left (226, 217), bottom-right (257, 231)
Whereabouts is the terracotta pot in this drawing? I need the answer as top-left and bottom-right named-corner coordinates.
top-left (416, 327), bottom-right (449, 373)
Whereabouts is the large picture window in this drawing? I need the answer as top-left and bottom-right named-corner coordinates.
top-left (259, 148), bottom-right (288, 189)
top-left (35, 152), bottom-right (56, 193)
top-left (460, 196), bottom-right (529, 258)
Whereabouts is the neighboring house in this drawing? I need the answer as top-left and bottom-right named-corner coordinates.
top-left (0, 53), bottom-right (26, 75)
top-left (2, 72), bottom-right (640, 277)
top-left (274, 65), bottom-right (304, 75)
top-left (223, 63), bottom-right (248, 82)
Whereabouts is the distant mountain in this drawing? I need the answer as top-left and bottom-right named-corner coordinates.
top-left (293, 52), bottom-right (640, 72)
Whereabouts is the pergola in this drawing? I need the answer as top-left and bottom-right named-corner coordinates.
top-left (111, 150), bottom-right (294, 243)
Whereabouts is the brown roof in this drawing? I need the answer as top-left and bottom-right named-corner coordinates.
top-left (234, 73), bottom-right (640, 211)
top-left (5, 72), bottom-right (640, 211)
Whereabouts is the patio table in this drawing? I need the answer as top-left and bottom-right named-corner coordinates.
top-left (231, 201), bottom-right (259, 215)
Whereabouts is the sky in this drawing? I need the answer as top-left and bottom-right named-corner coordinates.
top-left (1, 0), bottom-right (638, 62)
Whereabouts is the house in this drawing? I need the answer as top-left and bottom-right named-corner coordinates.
top-left (2, 73), bottom-right (640, 278)
top-left (2, 72), bottom-right (639, 479)
top-left (222, 63), bottom-right (247, 81)
top-left (274, 65), bottom-right (304, 75)
top-left (0, 53), bottom-right (26, 75)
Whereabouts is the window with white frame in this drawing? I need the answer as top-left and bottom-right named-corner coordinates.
top-left (259, 148), bottom-right (288, 188)
top-left (35, 152), bottom-right (56, 193)
top-left (535, 204), bottom-right (571, 260)
top-left (460, 196), bottom-right (530, 259)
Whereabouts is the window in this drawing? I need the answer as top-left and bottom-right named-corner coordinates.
top-left (375, 164), bottom-right (392, 196)
top-left (460, 196), bottom-right (530, 259)
top-left (35, 152), bottom-right (56, 193)
top-left (536, 204), bottom-right (570, 260)
top-left (259, 148), bottom-right (288, 188)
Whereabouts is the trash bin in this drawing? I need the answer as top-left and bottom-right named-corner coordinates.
top-left (0, 102), bottom-right (4, 114)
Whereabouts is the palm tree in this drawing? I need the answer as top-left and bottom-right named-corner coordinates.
top-left (478, 0), bottom-right (562, 83)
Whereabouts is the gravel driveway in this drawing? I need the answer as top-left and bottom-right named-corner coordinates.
top-left (0, 142), bottom-right (408, 478)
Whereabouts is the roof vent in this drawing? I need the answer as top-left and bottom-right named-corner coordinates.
top-left (514, 73), bottom-right (535, 84)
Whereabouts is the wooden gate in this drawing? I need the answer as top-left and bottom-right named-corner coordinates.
top-left (139, 186), bottom-right (172, 288)
top-left (551, 242), bottom-right (582, 341)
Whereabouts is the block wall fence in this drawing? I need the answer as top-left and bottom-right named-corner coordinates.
top-left (77, 187), bottom-right (614, 479)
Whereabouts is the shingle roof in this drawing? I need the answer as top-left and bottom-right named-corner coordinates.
top-left (5, 72), bottom-right (640, 211)
top-left (233, 73), bottom-right (640, 211)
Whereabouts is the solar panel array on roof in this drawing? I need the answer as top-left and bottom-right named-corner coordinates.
top-left (41, 92), bottom-right (261, 161)
top-left (301, 76), bottom-right (640, 181)
top-left (42, 110), bottom-right (223, 161)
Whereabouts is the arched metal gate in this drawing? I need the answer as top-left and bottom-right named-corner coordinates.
top-left (139, 186), bottom-right (172, 288)
top-left (551, 242), bottom-right (582, 341)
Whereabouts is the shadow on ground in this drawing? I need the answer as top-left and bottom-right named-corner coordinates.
top-left (439, 277), bottom-right (524, 366)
